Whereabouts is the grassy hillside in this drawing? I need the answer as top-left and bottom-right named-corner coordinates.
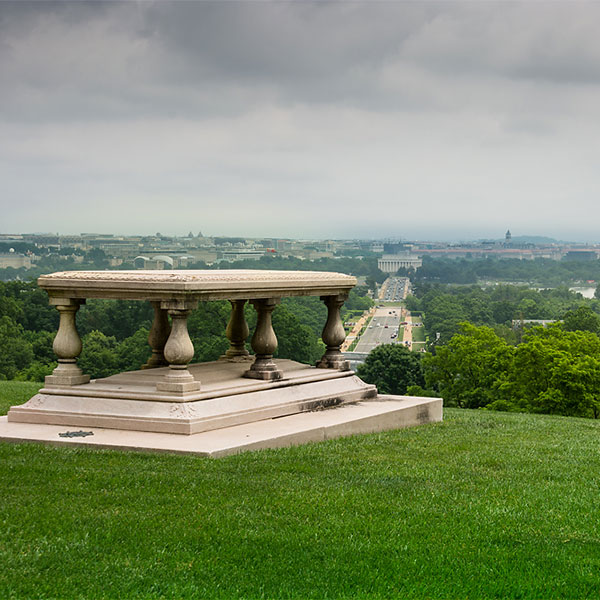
top-left (1, 381), bottom-right (600, 599)
top-left (0, 380), bottom-right (43, 414)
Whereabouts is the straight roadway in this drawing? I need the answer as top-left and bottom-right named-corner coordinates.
top-left (354, 306), bottom-right (403, 353)
top-left (350, 278), bottom-right (418, 354)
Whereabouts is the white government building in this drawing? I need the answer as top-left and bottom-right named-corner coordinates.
top-left (377, 253), bottom-right (422, 273)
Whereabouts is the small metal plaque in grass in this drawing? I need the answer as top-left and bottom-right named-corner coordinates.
top-left (58, 430), bottom-right (94, 438)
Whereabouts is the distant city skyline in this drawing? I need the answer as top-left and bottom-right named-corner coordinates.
top-left (2, 2), bottom-right (600, 242)
top-left (0, 228), bottom-right (594, 247)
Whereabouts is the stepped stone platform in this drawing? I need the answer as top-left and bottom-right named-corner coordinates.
top-left (7, 360), bottom-right (379, 435)
top-left (0, 269), bottom-right (443, 457)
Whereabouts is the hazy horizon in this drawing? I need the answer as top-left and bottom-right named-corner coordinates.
top-left (3, 228), bottom-right (595, 247)
top-left (2, 2), bottom-right (600, 242)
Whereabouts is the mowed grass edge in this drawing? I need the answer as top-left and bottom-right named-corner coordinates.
top-left (1, 381), bottom-right (600, 599)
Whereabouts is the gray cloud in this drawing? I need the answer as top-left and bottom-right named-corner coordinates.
top-left (1, 1), bottom-right (600, 240)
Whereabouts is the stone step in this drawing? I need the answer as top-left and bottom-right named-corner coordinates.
top-left (0, 395), bottom-right (442, 458)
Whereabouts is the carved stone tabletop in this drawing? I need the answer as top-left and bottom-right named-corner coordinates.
top-left (38, 269), bottom-right (357, 301)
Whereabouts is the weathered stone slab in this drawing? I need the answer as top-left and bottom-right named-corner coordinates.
top-left (38, 269), bottom-right (357, 301)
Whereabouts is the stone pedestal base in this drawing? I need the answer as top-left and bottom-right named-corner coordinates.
top-left (45, 373), bottom-right (91, 386)
top-left (45, 362), bottom-right (90, 387)
top-left (155, 369), bottom-right (201, 394)
top-left (316, 356), bottom-right (350, 371)
top-left (243, 358), bottom-right (283, 381)
top-left (218, 354), bottom-right (253, 363)
top-left (155, 380), bottom-right (202, 394)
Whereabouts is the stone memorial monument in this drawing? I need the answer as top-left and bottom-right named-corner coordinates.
top-left (0, 270), bottom-right (442, 456)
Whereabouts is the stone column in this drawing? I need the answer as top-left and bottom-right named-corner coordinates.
top-left (142, 301), bottom-right (171, 369)
top-left (156, 300), bottom-right (201, 393)
top-left (45, 298), bottom-right (90, 386)
top-left (316, 294), bottom-right (350, 370)
top-left (243, 298), bottom-right (283, 380)
top-left (221, 299), bottom-right (250, 360)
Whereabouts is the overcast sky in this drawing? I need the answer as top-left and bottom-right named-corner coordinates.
top-left (1, 1), bottom-right (600, 241)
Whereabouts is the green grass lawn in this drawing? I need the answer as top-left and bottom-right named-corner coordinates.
top-left (411, 325), bottom-right (425, 343)
top-left (376, 301), bottom-right (404, 308)
top-left (0, 380), bottom-right (43, 415)
top-left (2, 381), bottom-right (600, 598)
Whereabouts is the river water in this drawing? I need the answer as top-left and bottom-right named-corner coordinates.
top-left (569, 286), bottom-right (596, 299)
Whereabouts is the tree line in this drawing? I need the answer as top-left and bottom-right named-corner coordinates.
top-left (406, 255), bottom-right (600, 287)
top-left (424, 321), bottom-right (600, 418)
top-left (406, 283), bottom-right (600, 345)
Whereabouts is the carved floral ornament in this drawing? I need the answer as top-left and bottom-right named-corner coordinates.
top-left (170, 404), bottom-right (198, 418)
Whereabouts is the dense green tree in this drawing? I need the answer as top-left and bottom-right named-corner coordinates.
top-left (273, 304), bottom-right (324, 364)
top-left (0, 281), bottom-right (57, 331)
top-left (78, 331), bottom-right (120, 379)
top-left (78, 299), bottom-right (153, 341)
top-left (344, 289), bottom-right (373, 313)
top-left (404, 294), bottom-right (421, 313)
top-left (357, 344), bottom-right (424, 395)
top-left (414, 256), bottom-right (600, 287)
top-left (16, 361), bottom-right (56, 382)
top-left (415, 257), bottom-right (477, 284)
top-left (85, 248), bottom-right (109, 268)
top-left (413, 282), bottom-right (596, 345)
top-left (517, 298), bottom-right (541, 319)
top-left (26, 330), bottom-right (56, 364)
top-left (281, 297), bottom-right (326, 338)
top-left (365, 276), bottom-right (377, 294)
top-left (562, 306), bottom-right (600, 334)
top-left (405, 385), bottom-right (438, 397)
top-left (187, 301), bottom-right (231, 362)
top-left (424, 323), bottom-right (514, 409)
top-left (491, 299), bottom-right (516, 325)
top-left (0, 316), bottom-right (34, 379)
top-left (494, 325), bottom-right (600, 418)
top-left (422, 294), bottom-right (468, 344)
top-left (115, 328), bottom-right (151, 372)
top-left (0, 293), bottom-right (23, 322)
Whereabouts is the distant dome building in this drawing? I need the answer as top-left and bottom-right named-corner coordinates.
top-left (505, 229), bottom-right (512, 243)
